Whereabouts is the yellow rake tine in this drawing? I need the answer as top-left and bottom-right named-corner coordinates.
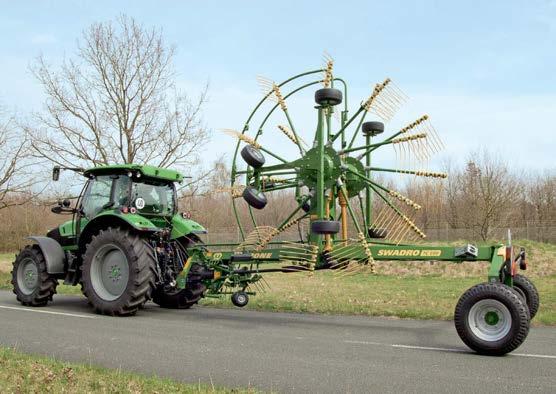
top-left (426, 120), bottom-right (445, 151)
top-left (330, 251), bottom-right (363, 262)
top-left (372, 210), bottom-right (388, 228)
top-left (388, 218), bottom-right (406, 242)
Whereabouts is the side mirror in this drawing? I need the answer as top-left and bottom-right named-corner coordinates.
top-left (52, 166), bottom-right (60, 181)
top-left (62, 199), bottom-right (71, 207)
top-left (51, 206), bottom-right (62, 214)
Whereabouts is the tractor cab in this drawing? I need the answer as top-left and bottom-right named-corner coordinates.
top-left (46, 164), bottom-right (206, 251)
top-left (80, 168), bottom-right (177, 222)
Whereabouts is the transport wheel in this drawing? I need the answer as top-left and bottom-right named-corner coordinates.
top-left (241, 145), bottom-right (265, 168)
top-left (231, 291), bottom-right (249, 307)
top-left (454, 282), bottom-right (529, 356)
top-left (368, 227), bottom-right (388, 238)
top-left (11, 245), bottom-right (57, 306)
top-left (512, 274), bottom-right (539, 319)
top-left (311, 220), bottom-right (340, 235)
top-left (314, 88), bottom-right (343, 106)
top-left (362, 121), bottom-right (385, 136)
top-left (242, 186), bottom-right (267, 209)
top-left (81, 227), bottom-right (156, 316)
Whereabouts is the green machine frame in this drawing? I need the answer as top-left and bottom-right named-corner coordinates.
top-left (180, 64), bottom-right (522, 298)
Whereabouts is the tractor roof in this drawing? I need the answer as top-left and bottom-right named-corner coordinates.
top-left (83, 164), bottom-right (183, 183)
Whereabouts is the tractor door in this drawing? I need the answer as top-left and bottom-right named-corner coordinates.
top-left (78, 175), bottom-right (132, 233)
top-left (78, 175), bottom-right (114, 233)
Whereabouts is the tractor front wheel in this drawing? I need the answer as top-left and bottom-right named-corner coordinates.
top-left (11, 245), bottom-right (57, 306)
top-left (81, 227), bottom-right (156, 316)
top-left (454, 282), bottom-right (529, 356)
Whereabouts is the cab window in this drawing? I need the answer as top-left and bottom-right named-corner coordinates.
top-left (81, 176), bottom-right (112, 219)
top-left (130, 181), bottom-right (175, 215)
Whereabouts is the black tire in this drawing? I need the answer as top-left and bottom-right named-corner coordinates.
top-left (311, 220), bottom-right (340, 235)
top-left (152, 264), bottom-right (207, 309)
top-left (241, 145), bottom-right (265, 168)
top-left (362, 121), bottom-right (385, 136)
top-left (81, 227), bottom-right (157, 316)
top-left (231, 291), bottom-right (249, 307)
top-left (368, 227), bottom-right (388, 238)
top-left (454, 282), bottom-right (530, 356)
top-left (11, 245), bottom-right (57, 307)
top-left (513, 274), bottom-right (539, 319)
top-left (242, 186), bottom-right (267, 209)
top-left (315, 88), bottom-right (342, 106)
top-left (152, 283), bottom-right (206, 309)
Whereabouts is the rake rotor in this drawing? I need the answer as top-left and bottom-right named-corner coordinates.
top-left (227, 54), bottom-right (447, 271)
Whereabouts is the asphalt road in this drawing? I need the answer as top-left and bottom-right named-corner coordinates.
top-left (0, 291), bottom-right (554, 393)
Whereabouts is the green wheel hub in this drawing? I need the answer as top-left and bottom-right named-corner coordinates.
top-left (298, 146), bottom-right (341, 189)
top-left (484, 311), bottom-right (500, 326)
top-left (17, 258), bottom-right (38, 295)
top-left (90, 244), bottom-right (129, 301)
top-left (343, 157), bottom-right (367, 196)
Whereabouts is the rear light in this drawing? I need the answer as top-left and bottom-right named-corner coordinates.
top-left (130, 207), bottom-right (137, 214)
top-left (121, 206), bottom-right (129, 214)
top-left (506, 245), bottom-right (517, 276)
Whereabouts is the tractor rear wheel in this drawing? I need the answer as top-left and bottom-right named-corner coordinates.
top-left (81, 227), bottom-right (156, 316)
top-left (512, 274), bottom-right (539, 319)
top-left (11, 245), bottom-right (57, 306)
top-left (454, 282), bottom-right (529, 356)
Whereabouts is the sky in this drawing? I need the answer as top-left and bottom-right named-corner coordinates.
top-left (0, 0), bottom-right (555, 175)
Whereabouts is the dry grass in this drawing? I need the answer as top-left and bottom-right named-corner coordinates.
top-left (372, 239), bottom-right (556, 278)
top-left (0, 253), bottom-right (13, 273)
top-left (0, 347), bottom-right (258, 393)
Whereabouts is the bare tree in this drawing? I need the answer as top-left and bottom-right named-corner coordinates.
top-left (526, 173), bottom-right (556, 222)
top-left (0, 106), bottom-right (36, 209)
top-left (444, 151), bottom-right (518, 240)
top-left (27, 15), bottom-right (209, 172)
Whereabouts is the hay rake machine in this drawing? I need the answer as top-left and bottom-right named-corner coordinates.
top-left (185, 55), bottom-right (540, 356)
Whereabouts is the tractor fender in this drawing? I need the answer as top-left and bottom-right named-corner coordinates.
top-left (27, 236), bottom-right (66, 274)
top-left (171, 214), bottom-right (207, 239)
top-left (78, 213), bottom-right (158, 251)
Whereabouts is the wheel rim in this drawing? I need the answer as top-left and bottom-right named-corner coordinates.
top-left (90, 244), bottom-right (129, 301)
top-left (17, 258), bottom-right (38, 295)
top-left (468, 299), bottom-right (512, 342)
top-left (237, 294), bottom-right (246, 304)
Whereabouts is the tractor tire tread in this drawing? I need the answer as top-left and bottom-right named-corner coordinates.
top-left (81, 227), bottom-right (156, 316)
top-left (11, 245), bottom-right (58, 307)
top-left (513, 274), bottom-right (539, 319)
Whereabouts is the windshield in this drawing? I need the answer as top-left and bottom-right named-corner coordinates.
top-left (130, 180), bottom-right (175, 216)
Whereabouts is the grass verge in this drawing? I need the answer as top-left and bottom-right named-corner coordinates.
top-left (0, 347), bottom-right (256, 393)
top-left (1, 240), bottom-right (554, 325)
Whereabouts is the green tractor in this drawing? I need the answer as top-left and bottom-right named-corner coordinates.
top-left (11, 164), bottom-right (210, 316)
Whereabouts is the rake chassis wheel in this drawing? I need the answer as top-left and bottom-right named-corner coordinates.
top-left (454, 282), bottom-right (530, 356)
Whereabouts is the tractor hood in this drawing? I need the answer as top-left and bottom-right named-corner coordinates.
top-left (171, 214), bottom-right (207, 239)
